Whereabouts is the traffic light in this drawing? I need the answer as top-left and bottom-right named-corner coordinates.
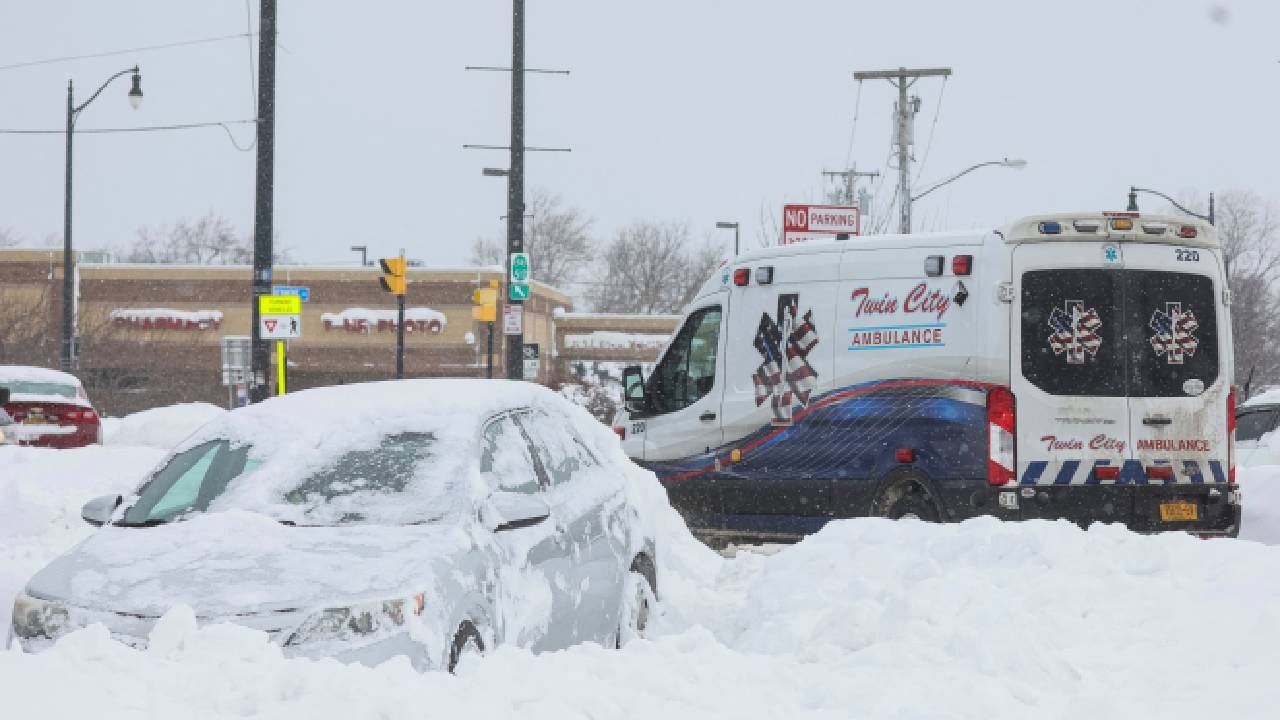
top-left (472, 280), bottom-right (498, 323)
top-left (378, 256), bottom-right (407, 295)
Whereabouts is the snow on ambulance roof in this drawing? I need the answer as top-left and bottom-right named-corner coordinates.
top-left (0, 365), bottom-right (83, 387)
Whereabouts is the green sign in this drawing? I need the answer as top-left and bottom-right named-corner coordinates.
top-left (510, 253), bottom-right (530, 282)
top-left (509, 282), bottom-right (530, 301)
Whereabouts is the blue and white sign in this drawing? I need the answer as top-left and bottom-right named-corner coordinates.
top-left (272, 285), bottom-right (311, 302)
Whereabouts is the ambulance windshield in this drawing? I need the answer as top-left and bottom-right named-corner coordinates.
top-left (1021, 269), bottom-right (1218, 397)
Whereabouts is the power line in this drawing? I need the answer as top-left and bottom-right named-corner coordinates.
top-left (913, 76), bottom-right (948, 184)
top-left (0, 119), bottom-right (255, 142)
top-left (0, 33), bottom-right (256, 72)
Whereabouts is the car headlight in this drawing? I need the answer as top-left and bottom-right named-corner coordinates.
top-left (11, 593), bottom-right (71, 642)
top-left (284, 595), bottom-right (424, 647)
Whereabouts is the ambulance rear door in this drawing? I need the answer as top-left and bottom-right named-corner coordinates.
top-left (1012, 242), bottom-right (1133, 487)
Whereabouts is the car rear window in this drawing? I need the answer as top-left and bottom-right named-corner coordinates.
top-left (1021, 268), bottom-right (1219, 398)
top-left (1021, 269), bottom-right (1125, 397)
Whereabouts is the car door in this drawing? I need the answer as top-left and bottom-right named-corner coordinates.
top-left (479, 413), bottom-right (575, 653)
top-left (517, 408), bottom-right (625, 644)
top-left (638, 303), bottom-right (727, 524)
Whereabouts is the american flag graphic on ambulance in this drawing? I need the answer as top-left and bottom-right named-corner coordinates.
top-left (752, 294), bottom-right (819, 426)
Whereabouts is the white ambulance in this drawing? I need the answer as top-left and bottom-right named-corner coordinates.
top-left (616, 211), bottom-right (1241, 543)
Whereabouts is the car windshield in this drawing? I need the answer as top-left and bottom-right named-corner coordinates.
top-left (1, 381), bottom-right (79, 399)
top-left (120, 431), bottom-right (460, 527)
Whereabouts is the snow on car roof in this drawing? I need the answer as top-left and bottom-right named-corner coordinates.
top-left (1243, 388), bottom-right (1280, 409)
top-left (0, 365), bottom-right (83, 387)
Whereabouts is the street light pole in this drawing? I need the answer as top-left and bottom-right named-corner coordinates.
top-left (248, 0), bottom-right (278, 403)
top-left (910, 158), bottom-right (1027, 204)
top-left (350, 245), bottom-right (368, 266)
top-left (62, 66), bottom-right (143, 371)
top-left (716, 221), bottom-right (739, 256)
top-left (1127, 186), bottom-right (1215, 226)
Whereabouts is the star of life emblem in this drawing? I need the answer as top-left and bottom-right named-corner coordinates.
top-left (1149, 302), bottom-right (1199, 365)
top-left (1047, 300), bottom-right (1102, 364)
top-left (752, 294), bottom-right (819, 426)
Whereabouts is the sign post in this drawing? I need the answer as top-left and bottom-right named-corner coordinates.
top-left (257, 295), bottom-right (301, 395)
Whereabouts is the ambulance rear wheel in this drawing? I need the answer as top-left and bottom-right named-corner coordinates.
top-left (885, 488), bottom-right (941, 522)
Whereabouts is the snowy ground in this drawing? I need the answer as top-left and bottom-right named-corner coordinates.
top-left (2, 414), bottom-right (1279, 718)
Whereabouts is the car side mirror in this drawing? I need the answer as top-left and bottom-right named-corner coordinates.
top-left (622, 365), bottom-right (646, 414)
top-left (482, 491), bottom-right (551, 532)
top-left (81, 494), bottom-right (122, 527)
top-left (0, 387), bottom-right (9, 405)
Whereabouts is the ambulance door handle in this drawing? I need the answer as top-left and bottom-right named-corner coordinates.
top-left (700, 412), bottom-right (717, 422)
top-left (1143, 416), bottom-right (1172, 426)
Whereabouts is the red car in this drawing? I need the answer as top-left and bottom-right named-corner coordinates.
top-left (0, 366), bottom-right (102, 448)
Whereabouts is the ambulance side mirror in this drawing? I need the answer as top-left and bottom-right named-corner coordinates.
top-left (0, 387), bottom-right (8, 406)
top-left (623, 365), bottom-right (647, 414)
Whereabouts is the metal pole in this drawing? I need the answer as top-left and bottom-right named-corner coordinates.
top-left (503, 0), bottom-right (526, 381)
top-left (896, 72), bottom-right (911, 235)
top-left (734, 225), bottom-right (739, 256)
top-left (396, 293), bottom-right (406, 379)
top-left (249, 0), bottom-right (277, 402)
top-left (276, 340), bottom-right (286, 395)
top-left (487, 321), bottom-right (494, 379)
top-left (62, 81), bottom-right (75, 371)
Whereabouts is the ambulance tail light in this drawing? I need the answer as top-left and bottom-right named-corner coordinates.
top-left (1227, 386), bottom-right (1237, 483)
top-left (951, 255), bottom-right (972, 276)
top-left (1177, 225), bottom-right (1198, 239)
top-left (733, 268), bottom-right (750, 286)
top-left (612, 425), bottom-right (626, 441)
top-left (987, 387), bottom-right (1016, 486)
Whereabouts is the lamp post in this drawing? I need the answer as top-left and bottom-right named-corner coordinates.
top-left (350, 245), bottom-right (368, 266)
top-left (1126, 186), bottom-right (1215, 226)
top-left (715, 221), bottom-right (740, 256)
top-left (62, 66), bottom-right (143, 371)
top-left (909, 158), bottom-right (1026, 213)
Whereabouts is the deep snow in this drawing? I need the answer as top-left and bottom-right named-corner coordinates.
top-left (2, 418), bottom-right (1280, 718)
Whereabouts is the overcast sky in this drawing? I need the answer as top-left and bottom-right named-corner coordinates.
top-left (1, 0), bottom-right (1277, 267)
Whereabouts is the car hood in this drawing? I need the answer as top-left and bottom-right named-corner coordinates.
top-left (26, 510), bottom-right (476, 618)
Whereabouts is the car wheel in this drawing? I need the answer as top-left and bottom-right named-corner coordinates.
top-left (885, 487), bottom-right (941, 522)
top-left (615, 570), bottom-right (656, 648)
top-left (447, 620), bottom-right (484, 673)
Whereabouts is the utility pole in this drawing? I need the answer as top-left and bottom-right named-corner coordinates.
top-left (822, 166), bottom-right (879, 206)
top-left (248, 0), bottom-right (278, 402)
top-left (504, 0), bottom-right (526, 381)
top-left (853, 67), bottom-right (951, 234)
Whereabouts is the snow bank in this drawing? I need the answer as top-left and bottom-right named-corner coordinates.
top-left (1239, 465), bottom-right (1280, 545)
top-left (0, 445), bottom-right (166, 632)
top-left (101, 402), bottom-right (226, 449)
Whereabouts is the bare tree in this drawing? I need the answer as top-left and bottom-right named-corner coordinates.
top-left (469, 190), bottom-right (593, 289)
top-left (588, 221), bottom-right (725, 314)
top-left (120, 212), bottom-right (290, 265)
top-left (1214, 191), bottom-right (1280, 390)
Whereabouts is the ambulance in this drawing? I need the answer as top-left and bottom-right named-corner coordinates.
top-left (616, 211), bottom-right (1242, 543)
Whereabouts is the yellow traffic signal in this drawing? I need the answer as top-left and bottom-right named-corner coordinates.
top-left (378, 256), bottom-right (407, 295)
top-left (472, 285), bottom-right (498, 322)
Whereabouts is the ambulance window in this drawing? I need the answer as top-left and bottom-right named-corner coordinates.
top-left (1123, 270), bottom-right (1218, 397)
top-left (1020, 270), bottom-right (1125, 397)
top-left (649, 306), bottom-right (722, 414)
top-left (1236, 409), bottom-right (1278, 443)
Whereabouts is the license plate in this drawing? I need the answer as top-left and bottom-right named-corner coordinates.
top-left (1159, 501), bottom-right (1199, 522)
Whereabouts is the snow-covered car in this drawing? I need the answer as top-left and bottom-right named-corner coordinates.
top-left (0, 365), bottom-right (102, 448)
top-left (1237, 389), bottom-right (1280, 467)
top-left (7, 380), bottom-right (660, 671)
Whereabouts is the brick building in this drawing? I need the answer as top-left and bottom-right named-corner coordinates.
top-left (0, 249), bottom-right (677, 415)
